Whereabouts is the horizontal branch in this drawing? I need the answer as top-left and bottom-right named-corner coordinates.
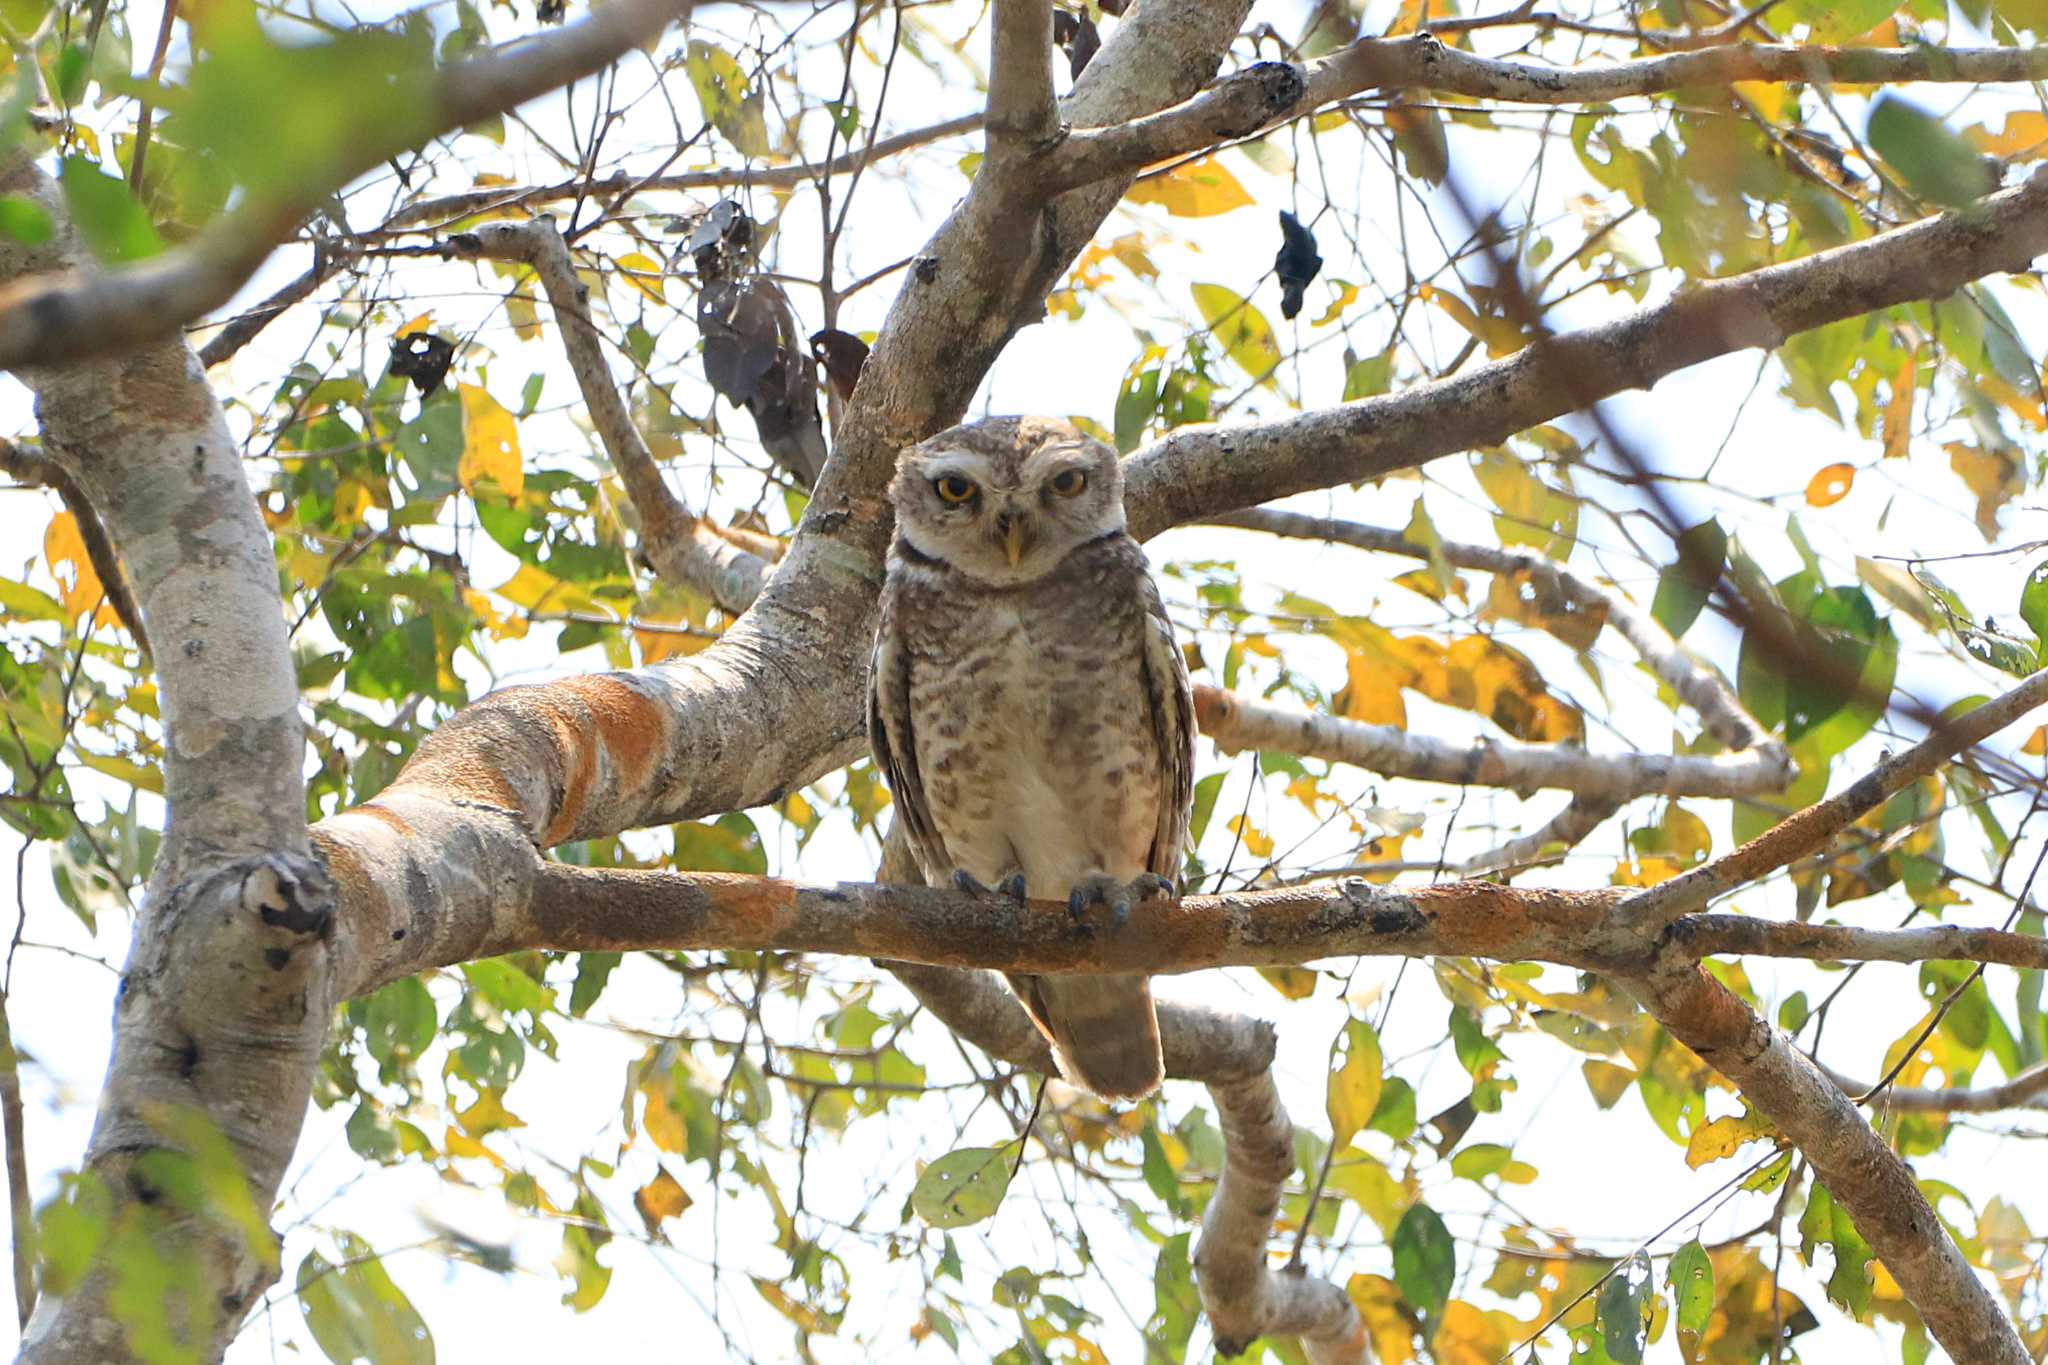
top-left (1123, 166), bottom-right (2048, 539)
top-left (0, 0), bottom-right (692, 371)
top-left (1196, 686), bottom-right (1782, 799)
top-left (1210, 507), bottom-right (1780, 758)
top-left (1821, 1059), bottom-right (2048, 1113)
top-left (1676, 914), bottom-right (2048, 972)
top-left (1617, 668), bottom-right (2048, 933)
top-left (383, 113), bottom-right (983, 231)
top-left (1041, 36), bottom-right (2048, 195)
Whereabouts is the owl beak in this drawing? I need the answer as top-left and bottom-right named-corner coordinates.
top-left (996, 510), bottom-right (1030, 566)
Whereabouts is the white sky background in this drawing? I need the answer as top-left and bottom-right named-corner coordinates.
top-left (5, 0), bottom-right (2048, 1359)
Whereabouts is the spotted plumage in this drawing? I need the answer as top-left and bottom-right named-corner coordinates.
top-left (869, 417), bottom-right (1195, 1099)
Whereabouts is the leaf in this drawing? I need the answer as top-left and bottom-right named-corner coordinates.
top-left (1191, 282), bottom-right (1281, 387)
top-left (0, 192), bottom-right (53, 246)
top-left (1327, 1017), bottom-right (1384, 1147)
top-left (1391, 1202), bottom-right (1454, 1321)
top-left (685, 40), bottom-right (769, 157)
top-left (2021, 557), bottom-right (2048, 652)
top-left (1343, 349), bottom-right (1393, 401)
top-left (1595, 1251), bottom-right (1654, 1364)
top-left (57, 156), bottom-right (163, 263)
top-left (457, 384), bottom-right (524, 499)
top-left (1805, 462), bottom-right (1855, 507)
top-left (910, 1145), bottom-right (1013, 1228)
top-left (42, 511), bottom-right (110, 623)
top-left (1666, 1239), bottom-right (1715, 1359)
top-left (1780, 0), bottom-right (1899, 40)
top-left (634, 1167), bottom-right (692, 1230)
top-left (1797, 1180), bottom-right (1874, 1316)
top-left (1685, 1107), bottom-right (1777, 1168)
top-left (1125, 155), bottom-right (1254, 217)
top-left (1258, 966), bottom-right (1318, 999)
top-left (615, 251), bottom-right (668, 306)
top-left (297, 1236), bottom-right (435, 1365)
top-left (1651, 519), bottom-right (1727, 638)
top-left (1868, 95), bottom-right (1998, 208)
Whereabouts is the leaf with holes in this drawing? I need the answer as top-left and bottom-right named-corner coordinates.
top-left (1327, 1017), bottom-right (1384, 1147)
top-left (911, 1145), bottom-right (1012, 1228)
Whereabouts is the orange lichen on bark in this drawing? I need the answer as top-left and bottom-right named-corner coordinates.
top-left (541, 675), bottom-right (669, 844)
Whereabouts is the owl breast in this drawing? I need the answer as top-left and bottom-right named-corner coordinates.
top-left (906, 560), bottom-right (1164, 896)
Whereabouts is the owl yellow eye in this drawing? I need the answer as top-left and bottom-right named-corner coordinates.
top-left (932, 474), bottom-right (977, 504)
top-left (1048, 468), bottom-right (1088, 497)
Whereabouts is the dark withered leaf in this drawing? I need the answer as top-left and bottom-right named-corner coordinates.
top-left (809, 328), bottom-right (870, 405)
top-left (1273, 209), bottom-right (1322, 321)
top-left (388, 331), bottom-right (455, 398)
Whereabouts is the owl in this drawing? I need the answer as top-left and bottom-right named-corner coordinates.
top-left (868, 417), bottom-right (1195, 1099)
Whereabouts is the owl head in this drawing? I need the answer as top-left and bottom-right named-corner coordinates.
top-left (889, 417), bottom-right (1126, 587)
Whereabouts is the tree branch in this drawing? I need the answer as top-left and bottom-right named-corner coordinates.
top-left (1617, 668), bottom-right (2048, 933)
top-left (1210, 507), bottom-right (1780, 756)
top-left (1818, 1059), bottom-right (2048, 1113)
top-left (1040, 36), bottom-right (2048, 192)
top-left (1676, 913), bottom-right (2048, 972)
top-left (451, 219), bottom-right (772, 613)
top-left (986, 0), bottom-right (1061, 153)
top-left (1625, 959), bottom-right (2027, 1362)
top-left (1122, 166), bottom-right (2048, 539)
top-left (0, 0), bottom-right (693, 370)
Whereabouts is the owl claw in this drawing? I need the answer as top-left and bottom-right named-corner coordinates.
top-left (951, 869), bottom-right (1029, 902)
top-left (1066, 872), bottom-right (1175, 932)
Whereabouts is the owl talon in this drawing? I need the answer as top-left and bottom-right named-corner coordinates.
top-left (952, 868), bottom-right (1029, 901)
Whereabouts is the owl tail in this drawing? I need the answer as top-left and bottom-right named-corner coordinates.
top-left (1007, 972), bottom-right (1163, 1100)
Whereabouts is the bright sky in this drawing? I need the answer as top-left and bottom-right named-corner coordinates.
top-left (5, 0), bottom-right (2048, 1360)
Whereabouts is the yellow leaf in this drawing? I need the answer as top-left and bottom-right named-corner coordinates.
top-left (1335, 649), bottom-right (1407, 728)
top-left (1685, 1108), bottom-right (1777, 1168)
top-left (1191, 282), bottom-right (1282, 387)
top-left (634, 1168), bottom-right (693, 1226)
top-left (1226, 814), bottom-right (1274, 858)
top-left (1582, 1059), bottom-right (1636, 1108)
top-left (395, 311), bottom-right (435, 337)
top-left (1420, 283), bottom-right (1523, 357)
top-left (1314, 281), bottom-right (1360, 327)
top-left (464, 588), bottom-right (531, 642)
top-left (73, 750), bottom-right (163, 794)
top-left (640, 1083), bottom-right (688, 1154)
top-left (1327, 1018), bottom-right (1384, 1147)
top-left (457, 1088), bottom-right (525, 1137)
top-left (42, 511), bottom-right (113, 624)
top-left (1968, 109), bottom-right (2048, 159)
top-left (491, 562), bottom-right (613, 618)
top-left (616, 251), bottom-right (668, 306)
top-left (1733, 80), bottom-right (1789, 122)
top-left (1805, 461), bottom-right (1855, 507)
top-left (1043, 1334), bottom-right (1109, 1365)
top-left (1882, 350), bottom-right (1917, 458)
top-left (1124, 155), bottom-right (1254, 217)
top-left (1258, 966), bottom-right (1319, 999)
top-left (2024, 726), bottom-right (2047, 757)
top-left (1347, 1273), bottom-right (1417, 1364)
top-left (458, 383), bottom-right (524, 499)
top-left (1431, 1301), bottom-right (1515, 1364)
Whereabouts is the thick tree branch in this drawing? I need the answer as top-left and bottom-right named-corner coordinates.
top-left (1123, 166), bottom-right (2048, 539)
top-left (0, 0), bottom-right (693, 370)
top-left (1617, 668), bottom-right (2048, 933)
top-left (451, 219), bottom-right (772, 613)
top-left (986, 0), bottom-right (1061, 153)
top-left (1626, 960), bottom-right (2026, 1362)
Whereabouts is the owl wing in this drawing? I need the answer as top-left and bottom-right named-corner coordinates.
top-left (868, 592), bottom-right (950, 882)
top-left (1138, 572), bottom-right (1196, 884)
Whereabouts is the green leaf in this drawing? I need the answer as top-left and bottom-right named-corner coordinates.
top-left (1651, 519), bottom-right (1727, 638)
top-left (1115, 366), bottom-right (1160, 453)
top-left (1191, 282), bottom-right (1282, 387)
top-left (54, 41), bottom-right (89, 105)
top-left (363, 976), bottom-right (436, 1065)
top-left (911, 1145), bottom-right (1013, 1228)
top-left (57, 156), bottom-right (164, 263)
top-left (462, 958), bottom-right (552, 1015)
top-left (2020, 557), bottom-right (2048, 659)
top-left (1326, 1016), bottom-right (1384, 1147)
top-left (1391, 1202), bottom-right (1454, 1321)
top-left (1868, 96), bottom-right (1998, 208)
top-left (0, 193), bottom-right (53, 246)
top-left (1367, 1076), bottom-right (1417, 1141)
top-left (685, 39), bottom-right (770, 158)
top-left (672, 812), bottom-right (767, 874)
top-left (1342, 350), bottom-right (1393, 402)
top-left (1666, 1239), bottom-right (1715, 1350)
top-left (1798, 1180), bottom-right (1875, 1316)
top-left (1596, 1251), bottom-right (1654, 1364)
top-left (1781, 0), bottom-right (1900, 39)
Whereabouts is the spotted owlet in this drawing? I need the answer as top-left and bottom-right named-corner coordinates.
top-left (868, 417), bottom-right (1195, 1099)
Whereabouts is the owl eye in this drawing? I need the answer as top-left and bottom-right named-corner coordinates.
top-left (932, 474), bottom-right (977, 504)
top-left (1048, 468), bottom-right (1088, 497)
